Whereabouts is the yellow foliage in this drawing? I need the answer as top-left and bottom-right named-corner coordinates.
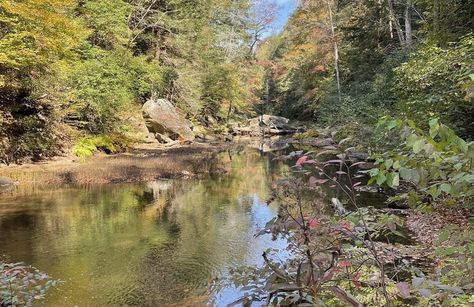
top-left (0, 0), bottom-right (88, 73)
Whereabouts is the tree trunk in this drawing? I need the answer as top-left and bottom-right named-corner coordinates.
top-left (404, 0), bottom-right (413, 46)
top-left (327, 0), bottom-right (342, 102)
top-left (387, 0), bottom-right (405, 46)
top-left (432, 0), bottom-right (440, 35)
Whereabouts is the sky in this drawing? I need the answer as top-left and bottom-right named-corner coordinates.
top-left (273, 0), bottom-right (297, 33)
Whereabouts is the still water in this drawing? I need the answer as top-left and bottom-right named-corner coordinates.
top-left (0, 149), bottom-right (291, 306)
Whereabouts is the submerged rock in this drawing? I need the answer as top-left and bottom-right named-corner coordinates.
top-left (0, 176), bottom-right (14, 193)
top-left (0, 176), bottom-right (13, 186)
top-left (142, 98), bottom-right (194, 143)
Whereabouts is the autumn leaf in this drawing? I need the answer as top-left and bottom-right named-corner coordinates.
top-left (308, 218), bottom-right (319, 229)
top-left (396, 282), bottom-right (411, 298)
top-left (295, 155), bottom-right (308, 167)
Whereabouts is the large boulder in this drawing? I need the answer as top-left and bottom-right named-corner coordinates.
top-left (142, 98), bottom-right (194, 143)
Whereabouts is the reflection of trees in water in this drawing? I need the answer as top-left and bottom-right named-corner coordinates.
top-left (0, 148), bottom-right (291, 306)
top-left (120, 243), bottom-right (207, 306)
top-left (121, 150), bottom-right (290, 306)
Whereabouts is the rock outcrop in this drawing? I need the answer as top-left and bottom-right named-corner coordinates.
top-left (142, 98), bottom-right (194, 143)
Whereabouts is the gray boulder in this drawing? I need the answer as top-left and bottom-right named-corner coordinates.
top-left (142, 98), bottom-right (194, 143)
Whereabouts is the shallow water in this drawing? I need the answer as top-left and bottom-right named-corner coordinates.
top-left (0, 149), bottom-right (291, 306)
top-left (0, 145), bottom-right (391, 306)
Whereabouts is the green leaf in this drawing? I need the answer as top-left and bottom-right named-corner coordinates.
top-left (400, 167), bottom-right (420, 184)
top-left (468, 242), bottom-right (474, 253)
top-left (429, 118), bottom-right (440, 138)
top-left (368, 168), bottom-right (379, 177)
top-left (387, 120), bottom-right (398, 130)
top-left (427, 185), bottom-right (441, 198)
top-left (413, 139), bottom-right (425, 153)
top-left (376, 174), bottom-right (387, 185)
top-left (438, 229), bottom-right (450, 243)
top-left (440, 183), bottom-right (451, 194)
top-left (423, 143), bottom-right (434, 154)
top-left (386, 172), bottom-right (400, 188)
top-left (384, 159), bottom-right (394, 169)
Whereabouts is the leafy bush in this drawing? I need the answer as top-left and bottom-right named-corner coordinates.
top-left (0, 262), bottom-right (61, 306)
top-left (368, 118), bottom-right (474, 208)
top-left (64, 46), bottom-right (163, 133)
top-left (221, 145), bottom-right (415, 306)
top-left (394, 35), bottom-right (474, 138)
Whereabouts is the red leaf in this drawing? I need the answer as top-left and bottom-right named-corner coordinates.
top-left (396, 282), bottom-right (411, 298)
top-left (308, 218), bottom-right (319, 229)
top-left (295, 156), bottom-right (308, 167)
top-left (340, 220), bottom-right (352, 230)
top-left (352, 272), bottom-right (361, 288)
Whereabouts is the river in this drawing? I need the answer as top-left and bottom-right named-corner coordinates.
top-left (0, 147), bottom-right (292, 306)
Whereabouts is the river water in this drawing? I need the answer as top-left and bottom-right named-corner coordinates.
top-left (0, 148), bottom-right (293, 306)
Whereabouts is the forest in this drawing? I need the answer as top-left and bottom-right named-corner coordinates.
top-left (0, 0), bottom-right (473, 306)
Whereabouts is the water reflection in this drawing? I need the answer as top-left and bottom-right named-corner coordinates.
top-left (0, 149), bottom-right (289, 306)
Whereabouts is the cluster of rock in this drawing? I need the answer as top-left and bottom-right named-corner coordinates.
top-left (141, 97), bottom-right (303, 145)
top-left (229, 115), bottom-right (302, 137)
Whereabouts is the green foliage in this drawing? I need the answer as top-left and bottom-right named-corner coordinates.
top-left (434, 223), bottom-right (474, 298)
top-left (394, 35), bottom-right (474, 137)
top-left (80, 0), bottom-right (131, 48)
top-left (0, 0), bottom-right (87, 78)
top-left (64, 46), bottom-right (162, 133)
top-left (1, 262), bottom-right (61, 306)
top-left (72, 134), bottom-right (133, 158)
top-left (292, 129), bottom-right (319, 140)
top-left (201, 63), bottom-right (244, 121)
top-left (369, 118), bottom-right (474, 207)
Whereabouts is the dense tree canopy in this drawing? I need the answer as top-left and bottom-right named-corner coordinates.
top-left (257, 0), bottom-right (473, 140)
top-left (0, 0), bottom-right (271, 162)
top-left (0, 0), bottom-right (473, 160)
